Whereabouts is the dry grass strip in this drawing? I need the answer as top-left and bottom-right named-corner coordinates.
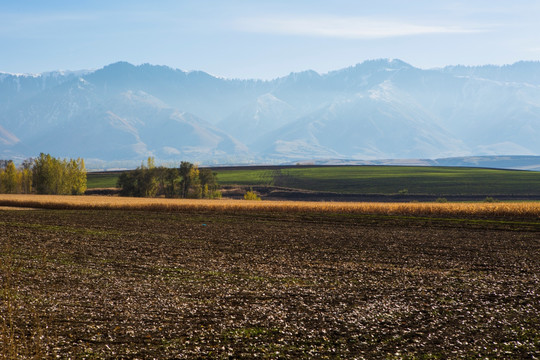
top-left (1, 194), bottom-right (540, 218)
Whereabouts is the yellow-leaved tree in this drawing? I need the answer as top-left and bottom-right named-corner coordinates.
top-left (0, 161), bottom-right (20, 193)
top-left (32, 153), bottom-right (87, 195)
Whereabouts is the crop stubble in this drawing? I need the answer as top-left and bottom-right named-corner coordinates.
top-left (0, 206), bottom-right (539, 358)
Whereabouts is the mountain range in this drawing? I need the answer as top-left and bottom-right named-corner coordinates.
top-left (2, 59), bottom-right (540, 169)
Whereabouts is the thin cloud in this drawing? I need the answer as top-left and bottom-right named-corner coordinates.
top-left (235, 16), bottom-right (485, 39)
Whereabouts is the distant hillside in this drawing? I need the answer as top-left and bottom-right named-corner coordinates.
top-left (2, 59), bottom-right (540, 166)
top-left (291, 155), bottom-right (540, 171)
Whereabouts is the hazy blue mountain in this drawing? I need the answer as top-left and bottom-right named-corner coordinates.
top-left (254, 81), bottom-right (467, 160)
top-left (441, 61), bottom-right (540, 85)
top-left (83, 62), bottom-right (269, 124)
top-left (2, 59), bottom-right (540, 167)
top-left (218, 93), bottom-right (298, 145)
top-left (0, 68), bottom-right (250, 164)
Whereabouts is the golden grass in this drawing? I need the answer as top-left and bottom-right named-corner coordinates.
top-left (1, 194), bottom-right (540, 218)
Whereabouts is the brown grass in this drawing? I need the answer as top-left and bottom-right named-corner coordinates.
top-left (1, 194), bottom-right (540, 218)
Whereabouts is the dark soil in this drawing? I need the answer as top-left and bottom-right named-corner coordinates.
top-left (220, 185), bottom-right (540, 202)
top-left (1, 209), bottom-right (539, 358)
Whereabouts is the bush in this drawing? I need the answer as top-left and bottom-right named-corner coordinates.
top-left (436, 197), bottom-right (448, 203)
top-left (244, 188), bottom-right (261, 201)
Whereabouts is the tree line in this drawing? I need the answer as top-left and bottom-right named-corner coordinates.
top-left (117, 158), bottom-right (221, 198)
top-left (0, 153), bottom-right (87, 195)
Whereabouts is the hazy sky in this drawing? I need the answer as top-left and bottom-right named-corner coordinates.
top-left (2, 0), bottom-right (540, 79)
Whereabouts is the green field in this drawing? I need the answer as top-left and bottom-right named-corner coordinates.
top-left (211, 166), bottom-right (540, 195)
top-left (86, 172), bottom-right (122, 188)
top-left (87, 166), bottom-right (540, 195)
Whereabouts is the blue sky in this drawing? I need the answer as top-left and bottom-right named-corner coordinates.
top-left (2, 0), bottom-right (540, 79)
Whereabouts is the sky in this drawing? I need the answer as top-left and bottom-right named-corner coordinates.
top-left (1, 0), bottom-right (540, 79)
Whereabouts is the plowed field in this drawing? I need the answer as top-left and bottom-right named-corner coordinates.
top-left (1, 208), bottom-right (539, 358)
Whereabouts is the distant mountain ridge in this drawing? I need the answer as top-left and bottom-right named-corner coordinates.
top-left (2, 59), bottom-right (540, 168)
top-left (289, 155), bottom-right (540, 171)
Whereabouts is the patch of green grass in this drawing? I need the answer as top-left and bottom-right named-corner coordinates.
top-left (88, 166), bottom-right (540, 195)
top-left (86, 172), bottom-right (121, 188)
top-left (216, 166), bottom-right (540, 195)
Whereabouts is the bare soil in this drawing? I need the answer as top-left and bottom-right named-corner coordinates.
top-left (220, 185), bottom-right (540, 202)
top-left (1, 209), bottom-right (539, 358)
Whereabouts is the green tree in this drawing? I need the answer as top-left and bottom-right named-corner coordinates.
top-left (160, 167), bottom-right (179, 198)
top-left (117, 160), bottom-right (221, 199)
top-left (117, 170), bottom-right (139, 197)
top-left (32, 153), bottom-right (56, 194)
top-left (199, 168), bottom-right (221, 198)
top-left (179, 161), bottom-right (194, 198)
top-left (139, 157), bottom-right (159, 197)
top-left (117, 158), bottom-right (158, 197)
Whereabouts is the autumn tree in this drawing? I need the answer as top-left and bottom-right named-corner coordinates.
top-left (18, 158), bottom-right (33, 194)
top-left (32, 153), bottom-right (87, 195)
top-left (138, 157), bottom-right (159, 197)
top-left (19, 167), bottom-right (33, 194)
top-left (0, 159), bottom-right (33, 194)
top-left (0, 161), bottom-right (19, 193)
top-left (0, 154), bottom-right (85, 195)
top-left (66, 158), bottom-right (87, 195)
top-left (117, 161), bottom-right (221, 199)
top-left (187, 165), bottom-right (202, 198)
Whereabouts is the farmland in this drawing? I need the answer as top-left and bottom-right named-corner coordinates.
top-left (215, 166), bottom-right (540, 195)
top-left (1, 196), bottom-right (539, 358)
top-left (85, 171), bottom-right (122, 189)
top-left (87, 166), bottom-right (540, 198)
